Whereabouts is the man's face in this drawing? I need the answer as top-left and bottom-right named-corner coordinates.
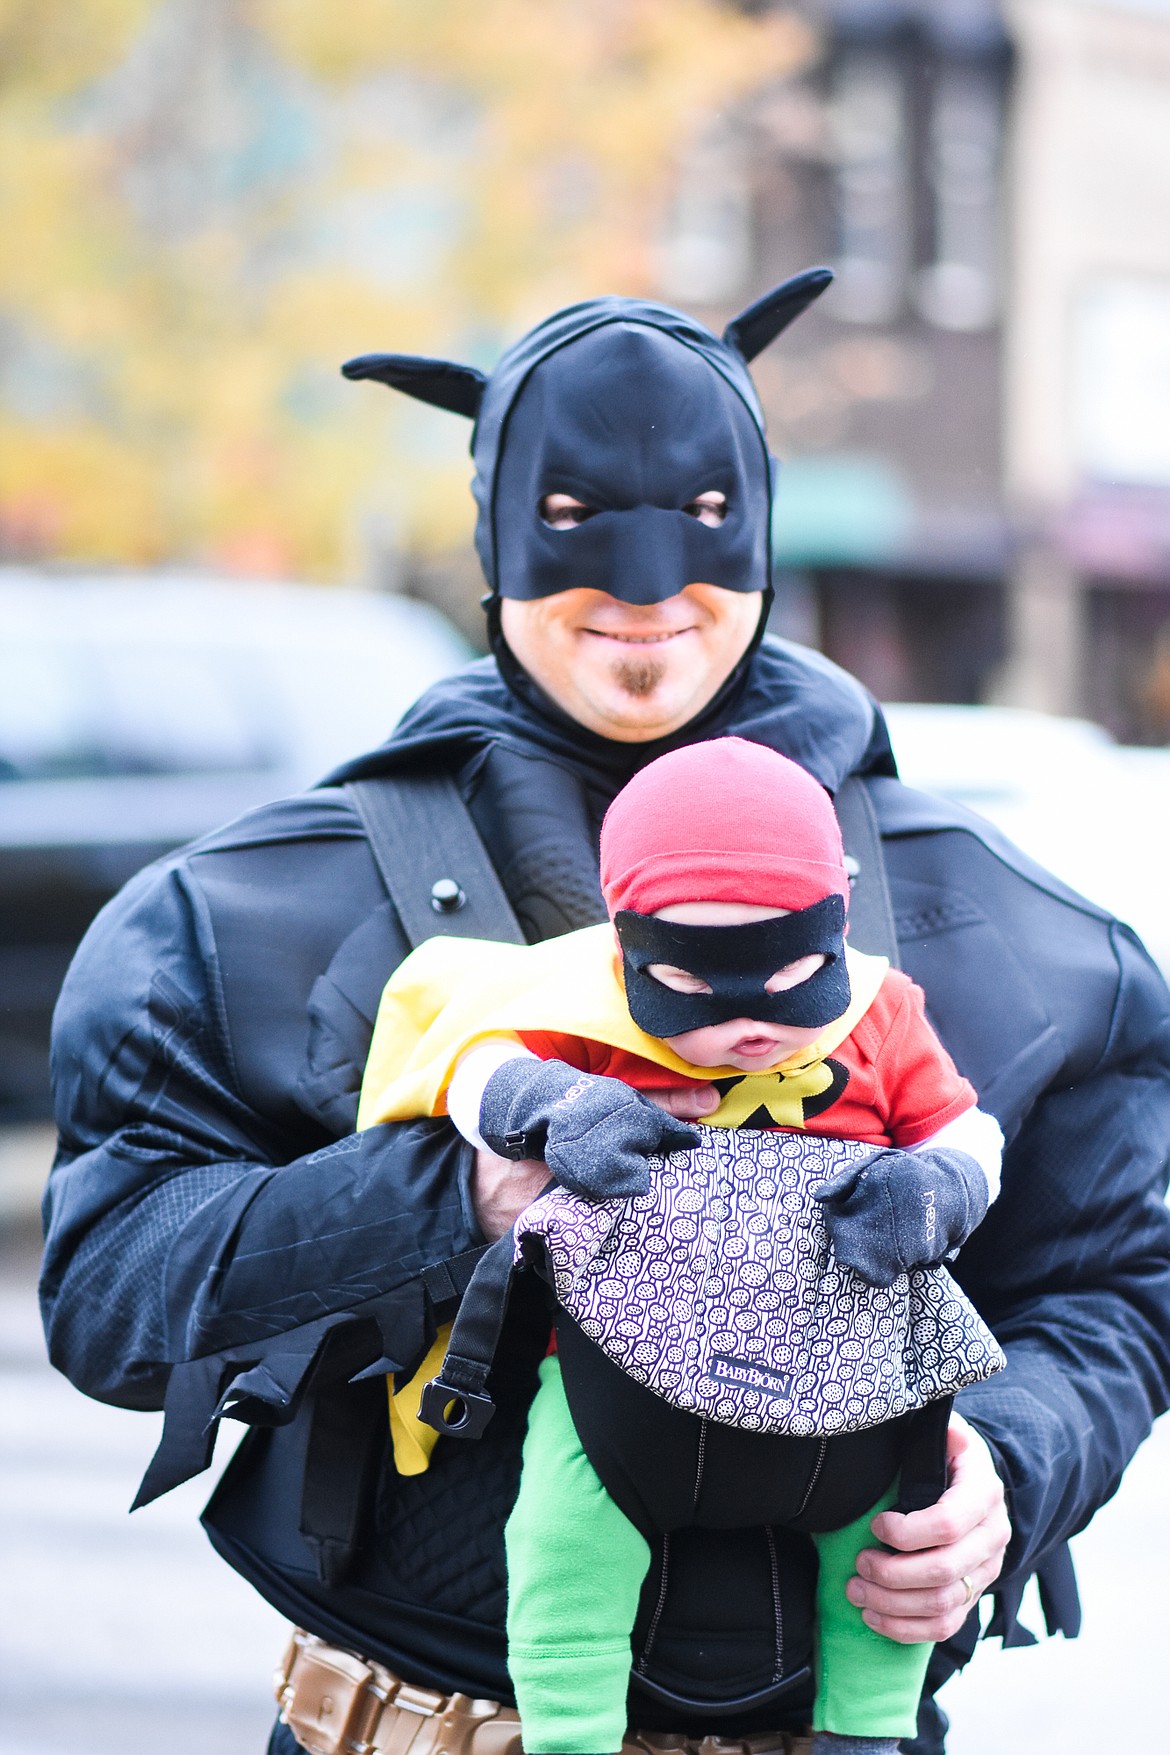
top-left (500, 583), bottom-right (763, 742)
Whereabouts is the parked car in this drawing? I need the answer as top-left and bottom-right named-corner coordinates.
top-left (0, 570), bottom-right (474, 1120)
top-left (883, 703), bottom-right (1170, 979)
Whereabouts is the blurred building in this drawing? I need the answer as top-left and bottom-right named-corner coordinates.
top-left (680, 0), bottom-right (1170, 736)
top-left (668, 0), bottom-right (1013, 706)
top-left (1003, 0), bottom-right (1170, 741)
top-left (6, 3), bottom-right (1170, 728)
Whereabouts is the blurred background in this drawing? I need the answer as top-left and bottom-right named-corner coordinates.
top-left (6, 0), bottom-right (1170, 717)
top-left (3, 2), bottom-right (1170, 1751)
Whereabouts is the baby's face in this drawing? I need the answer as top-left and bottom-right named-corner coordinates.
top-left (648, 900), bottom-right (829, 1072)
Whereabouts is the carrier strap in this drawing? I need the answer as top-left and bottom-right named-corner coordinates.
top-left (834, 773), bottom-right (900, 969)
top-left (417, 1230), bottom-right (520, 1439)
top-left (349, 768), bottom-right (894, 964)
top-left (894, 1394), bottom-right (953, 1513)
top-left (287, 774), bottom-right (524, 1577)
top-left (346, 771), bottom-right (525, 949)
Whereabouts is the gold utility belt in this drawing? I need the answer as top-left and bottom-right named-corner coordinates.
top-left (275, 1630), bottom-right (814, 1755)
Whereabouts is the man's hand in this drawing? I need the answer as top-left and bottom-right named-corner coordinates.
top-left (846, 1413), bottom-right (1010, 1642)
top-left (641, 1084), bottom-right (720, 1120)
top-left (472, 1147), bottom-right (552, 1242)
top-left (472, 1082), bottom-right (718, 1238)
top-left (480, 1059), bottom-right (699, 1200)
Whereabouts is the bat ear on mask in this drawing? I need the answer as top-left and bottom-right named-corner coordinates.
top-left (722, 266), bottom-right (834, 364)
top-left (341, 353), bottom-right (487, 419)
top-left (342, 267), bottom-right (833, 414)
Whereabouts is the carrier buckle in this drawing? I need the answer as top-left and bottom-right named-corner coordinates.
top-left (418, 1375), bottom-right (496, 1438)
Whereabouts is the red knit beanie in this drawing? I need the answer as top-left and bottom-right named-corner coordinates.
top-left (600, 737), bottom-right (847, 917)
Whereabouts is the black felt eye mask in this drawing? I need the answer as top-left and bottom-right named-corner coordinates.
top-left (614, 896), bottom-right (850, 1037)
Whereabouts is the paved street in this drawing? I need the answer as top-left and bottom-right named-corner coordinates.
top-left (942, 1419), bottom-right (1168, 1752)
top-left (3, 1126), bottom-right (1167, 1754)
top-left (1, 1218), bottom-right (288, 1755)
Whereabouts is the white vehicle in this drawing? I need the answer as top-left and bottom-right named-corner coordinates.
top-left (0, 569), bottom-right (475, 1118)
top-left (0, 570), bottom-right (474, 844)
top-left (883, 703), bottom-right (1170, 978)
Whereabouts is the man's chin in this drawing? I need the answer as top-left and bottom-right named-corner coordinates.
top-left (584, 690), bottom-right (696, 742)
top-left (564, 650), bottom-right (730, 740)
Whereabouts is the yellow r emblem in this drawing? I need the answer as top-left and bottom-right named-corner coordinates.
top-left (708, 1058), bottom-right (848, 1129)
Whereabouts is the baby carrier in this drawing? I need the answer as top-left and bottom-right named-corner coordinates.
top-left (420, 1129), bottom-right (1003, 1449)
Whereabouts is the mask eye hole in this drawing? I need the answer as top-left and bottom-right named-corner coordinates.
top-left (539, 493), bottom-right (598, 529)
top-left (681, 490), bottom-right (727, 528)
top-left (646, 962), bottom-right (713, 995)
top-left (764, 954), bottom-right (827, 994)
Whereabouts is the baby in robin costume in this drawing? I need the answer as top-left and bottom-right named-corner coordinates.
top-left (359, 737), bottom-right (1003, 1755)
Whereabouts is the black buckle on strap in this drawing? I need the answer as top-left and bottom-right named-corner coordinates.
top-left (500, 1129), bottom-right (534, 1161)
top-left (418, 1375), bottom-right (496, 1439)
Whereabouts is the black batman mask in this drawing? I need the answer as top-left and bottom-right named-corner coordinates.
top-left (491, 323), bottom-right (767, 604)
top-left (614, 895), bottom-right (850, 1038)
top-left (342, 268), bottom-right (832, 605)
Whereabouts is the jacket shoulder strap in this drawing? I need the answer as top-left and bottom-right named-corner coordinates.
top-left (346, 771), bottom-right (525, 949)
top-left (835, 774), bottom-right (900, 969)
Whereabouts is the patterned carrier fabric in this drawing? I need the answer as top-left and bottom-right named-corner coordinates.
top-left (516, 1128), bottom-right (1004, 1437)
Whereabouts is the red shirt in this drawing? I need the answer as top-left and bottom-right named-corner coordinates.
top-left (519, 967), bottom-right (973, 1149)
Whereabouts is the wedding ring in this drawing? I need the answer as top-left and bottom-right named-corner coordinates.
top-left (960, 1573), bottom-right (977, 1607)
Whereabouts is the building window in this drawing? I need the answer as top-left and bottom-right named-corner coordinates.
top-left (829, 44), bottom-right (911, 324)
top-left (655, 121), bottom-right (753, 306)
top-left (827, 21), bottom-right (1005, 333)
top-left (915, 58), bottom-right (1001, 330)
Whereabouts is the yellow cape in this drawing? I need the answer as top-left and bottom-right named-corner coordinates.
top-left (358, 926), bottom-right (888, 1134)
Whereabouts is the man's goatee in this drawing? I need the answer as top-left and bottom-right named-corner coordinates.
top-left (613, 656), bottom-right (667, 699)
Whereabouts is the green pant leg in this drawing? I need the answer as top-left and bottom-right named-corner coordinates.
top-left (505, 1354), bottom-right (652, 1754)
top-left (812, 1485), bottom-right (932, 1739)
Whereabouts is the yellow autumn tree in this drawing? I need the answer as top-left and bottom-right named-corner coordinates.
top-left (0, 0), bottom-right (811, 578)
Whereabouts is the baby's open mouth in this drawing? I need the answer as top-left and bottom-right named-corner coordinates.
top-left (732, 1034), bottom-right (780, 1058)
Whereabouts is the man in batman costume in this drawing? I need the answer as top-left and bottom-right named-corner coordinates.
top-left (40, 269), bottom-right (1170, 1755)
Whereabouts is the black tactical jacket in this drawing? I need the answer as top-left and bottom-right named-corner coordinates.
top-left (40, 639), bottom-right (1170, 1734)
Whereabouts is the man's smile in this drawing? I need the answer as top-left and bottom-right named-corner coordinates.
top-left (583, 626), bottom-right (697, 644)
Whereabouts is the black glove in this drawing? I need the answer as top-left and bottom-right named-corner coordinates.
top-left (479, 1057), bottom-right (700, 1200)
top-left (812, 1146), bottom-right (990, 1288)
